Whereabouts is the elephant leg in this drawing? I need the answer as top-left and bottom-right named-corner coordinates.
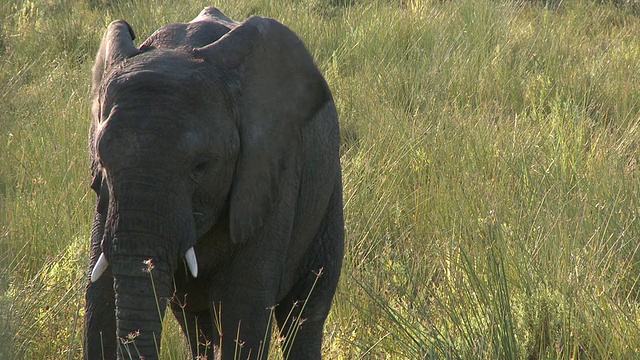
top-left (275, 192), bottom-right (344, 360)
top-left (274, 281), bottom-right (322, 359)
top-left (274, 270), bottom-right (335, 360)
top-left (209, 297), bottom-right (273, 359)
top-left (170, 299), bottom-right (215, 359)
top-left (205, 267), bottom-right (281, 360)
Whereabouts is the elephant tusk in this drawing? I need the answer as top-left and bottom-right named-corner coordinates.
top-left (91, 253), bottom-right (109, 283)
top-left (185, 247), bottom-right (198, 278)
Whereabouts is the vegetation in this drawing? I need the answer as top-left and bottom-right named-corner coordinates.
top-left (3, 0), bottom-right (640, 358)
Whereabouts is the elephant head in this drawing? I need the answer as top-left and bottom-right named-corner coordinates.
top-left (84, 8), bottom-right (332, 359)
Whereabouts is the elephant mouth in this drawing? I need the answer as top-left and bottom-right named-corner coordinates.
top-left (192, 207), bottom-right (219, 237)
top-left (90, 247), bottom-right (198, 282)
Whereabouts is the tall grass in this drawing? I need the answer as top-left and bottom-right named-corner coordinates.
top-left (2, 0), bottom-right (640, 358)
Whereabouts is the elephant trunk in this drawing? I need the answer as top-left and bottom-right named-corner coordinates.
top-left (112, 252), bottom-right (172, 359)
top-left (106, 190), bottom-right (196, 359)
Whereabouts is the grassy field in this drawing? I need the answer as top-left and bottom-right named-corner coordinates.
top-left (3, 0), bottom-right (640, 358)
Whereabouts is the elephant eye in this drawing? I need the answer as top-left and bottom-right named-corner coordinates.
top-left (194, 161), bottom-right (208, 172)
top-left (191, 160), bottom-right (210, 180)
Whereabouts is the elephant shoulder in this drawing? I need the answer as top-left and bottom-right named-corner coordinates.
top-left (306, 99), bottom-right (339, 142)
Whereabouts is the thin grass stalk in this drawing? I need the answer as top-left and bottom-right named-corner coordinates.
top-left (67, 295), bottom-right (81, 360)
top-left (282, 268), bottom-right (324, 359)
top-left (172, 278), bottom-right (193, 357)
top-left (101, 332), bottom-right (106, 360)
top-left (212, 302), bottom-right (223, 354)
top-left (257, 306), bottom-right (276, 359)
top-left (145, 258), bottom-right (163, 357)
top-left (233, 320), bottom-right (243, 360)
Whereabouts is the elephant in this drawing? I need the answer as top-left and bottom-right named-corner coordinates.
top-left (83, 7), bottom-right (344, 360)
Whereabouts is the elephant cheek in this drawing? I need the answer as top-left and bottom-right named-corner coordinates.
top-left (193, 211), bottom-right (215, 237)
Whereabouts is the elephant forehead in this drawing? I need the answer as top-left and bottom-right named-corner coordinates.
top-left (100, 50), bottom-right (211, 101)
top-left (96, 108), bottom-right (188, 163)
top-left (105, 70), bottom-right (202, 105)
top-left (96, 106), bottom-right (238, 168)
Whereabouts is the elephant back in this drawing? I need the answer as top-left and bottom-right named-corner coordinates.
top-left (140, 18), bottom-right (235, 51)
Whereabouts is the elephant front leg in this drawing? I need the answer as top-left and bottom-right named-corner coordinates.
top-left (171, 262), bottom-right (219, 359)
top-left (213, 302), bottom-right (274, 360)
top-left (205, 272), bottom-right (279, 360)
top-left (274, 278), bottom-right (329, 360)
top-left (170, 300), bottom-right (215, 359)
top-left (275, 190), bottom-right (344, 360)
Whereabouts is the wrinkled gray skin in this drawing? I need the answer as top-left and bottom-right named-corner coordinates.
top-left (83, 7), bottom-right (343, 360)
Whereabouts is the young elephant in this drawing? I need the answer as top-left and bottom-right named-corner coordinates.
top-left (84, 7), bottom-right (344, 360)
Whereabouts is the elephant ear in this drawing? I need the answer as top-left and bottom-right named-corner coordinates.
top-left (90, 20), bottom-right (140, 170)
top-left (193, 17), bottom-right (331, 243)
top-left (91, 20), bottom-right (139, 99)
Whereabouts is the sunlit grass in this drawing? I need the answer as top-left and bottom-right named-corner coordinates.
top-left (3, 0), bottom-right (640, 358)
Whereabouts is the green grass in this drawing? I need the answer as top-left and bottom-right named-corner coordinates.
top-left (3, 0), bottom-right (640, 358)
